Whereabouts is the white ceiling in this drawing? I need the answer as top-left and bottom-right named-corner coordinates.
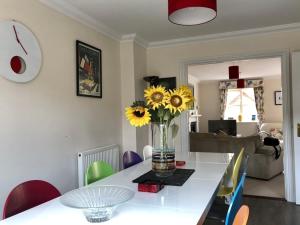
top-left (188, 57), bottom-right (281, 81)
top-left (41, 0), bottom-right (300, 43)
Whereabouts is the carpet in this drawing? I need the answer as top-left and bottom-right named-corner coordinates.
top-left (244, 173), bottom-right (285, 199)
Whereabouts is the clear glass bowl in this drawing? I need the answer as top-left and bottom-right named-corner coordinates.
top-left (60, 185), bottom-right (135, 223)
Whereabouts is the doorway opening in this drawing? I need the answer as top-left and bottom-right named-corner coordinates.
top-left (185, 55), bottom-right (290, 200)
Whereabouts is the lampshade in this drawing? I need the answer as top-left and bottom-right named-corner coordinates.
top-left (237, 79), bottom-right (245, 89)
top-left (229, 66), bottom-right (239, 79)
top-left (168, 0), bottom-right (217, 25)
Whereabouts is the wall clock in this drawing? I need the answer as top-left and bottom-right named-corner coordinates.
top-left (0, 20), bottom-right (42, 83)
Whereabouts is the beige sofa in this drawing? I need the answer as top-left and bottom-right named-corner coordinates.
top-left (190, 133), bottom-right (283, 180)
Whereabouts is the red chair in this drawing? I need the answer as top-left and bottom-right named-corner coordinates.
top-left (3, 180), bottom-right (61, 219)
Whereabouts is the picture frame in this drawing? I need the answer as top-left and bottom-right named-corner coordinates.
top-left (274, 91), bottom-right (282, 105)
top-left (76, 40), bottom-right (102, 98)
top-left (151, 77), bottom-right (176, 90)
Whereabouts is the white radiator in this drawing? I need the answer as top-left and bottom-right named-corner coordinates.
top-left (78, 144), bottom-right (120, 187)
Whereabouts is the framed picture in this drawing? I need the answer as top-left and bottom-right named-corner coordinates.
top-left (274, 91), bottom-right (282, 105)
top-left (151, 77), bottom-right (176, 90)
top-left (76, 40), bottom-right (102, 98)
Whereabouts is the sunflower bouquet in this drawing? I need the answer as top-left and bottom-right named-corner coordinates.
top-left (125, 85), bottom-right (194, 176)
top-left (125, 85), bottom-right (194, 128)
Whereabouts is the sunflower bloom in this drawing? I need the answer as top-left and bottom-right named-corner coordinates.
top-left (179, 85), bottom-right (194, 109)
top-left (125, 106), bottom-right (151, 127)
top-left (144, 85), bottom-right (167, 109)
top-left (165, 88), bottom-right (189, 113)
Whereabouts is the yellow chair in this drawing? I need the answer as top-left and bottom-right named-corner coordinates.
top-left (233, 205), bottom-right (250, 225)
top-left (217, 148), bottom-right (244, 197)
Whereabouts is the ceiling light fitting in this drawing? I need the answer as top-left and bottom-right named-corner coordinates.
top-left (228, 66), bottom-right (244, 88)
top-left (168, 0), bottom-right (217, 26)
top-left (228, 65), bottom-right (239, 79)
top-left (237, 79), bottom-right (245, 89)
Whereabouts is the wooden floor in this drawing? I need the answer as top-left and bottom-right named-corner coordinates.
top-left (204, 196), bottom-right (300, 225)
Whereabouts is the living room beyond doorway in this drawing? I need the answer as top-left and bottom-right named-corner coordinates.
top-left (188, 57), bottom-right (285, 199)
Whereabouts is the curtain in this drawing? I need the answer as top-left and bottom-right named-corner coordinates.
top-left (219, 79), bottom-right (264, 121)
top-left (220, 89), bottom-right (228, 119)
top-left (254, 86), bottom-right (264, 125)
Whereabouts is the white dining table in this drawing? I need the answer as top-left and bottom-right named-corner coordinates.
top-left (1, 152), bottom-right (234, 225)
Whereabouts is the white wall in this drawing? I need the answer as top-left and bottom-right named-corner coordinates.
top-left (197, 80), bottom-right (220, 132)
top-left (134, 43), bottom-right (149, 156)
top-left (264, 76), bottom-right (283, 123)
top-left (120, 41), bottom-right (149, 156)
top-left (0, 0), bottom-right (122, 216)
top-left (120, 41), bottom-right (136, 151)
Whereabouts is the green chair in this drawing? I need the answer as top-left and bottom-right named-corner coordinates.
top-left (217, 148), bottom-right (244, 197)
top-left (85, 161), bottom-right (114, 185)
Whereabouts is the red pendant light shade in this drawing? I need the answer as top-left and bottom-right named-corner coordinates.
top-left (168, 0), bottom-right (217, 25)
top-left (229, 66), bottom-right (239, 79)
top-left (237, 79), bottom-right (245, 89)
top-left (228, 65), bottom-right (244, 88)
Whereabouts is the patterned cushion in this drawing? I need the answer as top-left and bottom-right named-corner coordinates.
top-left (270, 128), bottom-right (283, 140)
top-left (259, 123), bottom-right (283, 141)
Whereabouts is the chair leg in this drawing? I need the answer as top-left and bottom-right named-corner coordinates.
top-left (225, 195), bottom-right (232, 205)
top-left (206, 216), bottom-right (225, 224)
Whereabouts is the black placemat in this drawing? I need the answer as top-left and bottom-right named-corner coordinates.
top-left (132, 169), bottom-right (195, 186)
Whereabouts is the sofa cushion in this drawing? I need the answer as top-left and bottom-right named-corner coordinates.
top-left (259, 122), bottom-right (283, 141)
top-left (256, 145), bottom-right (276, 156)
top-left (189, 133), bottom-right (260, 155)
top-left (270, 128), bottom-right (283, 140)
top-left (260, 122), bottom-right (282, 132)
top-left (229, 135), bottom-right (258, 155)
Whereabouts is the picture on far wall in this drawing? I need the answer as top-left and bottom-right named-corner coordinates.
top-left (76, 40), bottom-right (102, 98)
top-left (274, 91), bottom-right (282, 105)
top-left (151, 77), bottom-right (176, 90)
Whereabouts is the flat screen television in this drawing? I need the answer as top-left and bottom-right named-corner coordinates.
top-left (208, 120), bottom-right (237, 136)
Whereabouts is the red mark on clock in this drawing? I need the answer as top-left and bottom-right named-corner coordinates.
top-left (13, 25), bottom-right (28, 55)
top-left (10, 56), bottom-right (26, 74)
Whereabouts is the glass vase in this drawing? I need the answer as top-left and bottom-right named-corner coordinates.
top-left (151, 122), bottom-right (178, 177)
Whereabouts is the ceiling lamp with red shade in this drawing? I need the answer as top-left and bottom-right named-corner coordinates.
top-left (168, 0), bottom-right (217, 26)
top-left (237, 79), bottom-right (245, 88)
top-left (228, 66), bottom-right (239, 79)
top-left (228, 65), bottom-right (245, 88)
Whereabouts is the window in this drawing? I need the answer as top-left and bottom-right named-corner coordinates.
top-left (224, 88), bottom-right (257, 122)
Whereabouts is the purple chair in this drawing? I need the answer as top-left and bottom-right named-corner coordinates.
top-left (123, 151), bottom-right (143, 169)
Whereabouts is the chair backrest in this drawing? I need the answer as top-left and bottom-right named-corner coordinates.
top-left (233, 205), bottom-right (250, 225)
top-left (225, 173), bottom-right (246, 225)
top-left (143, 145), bottom-right (153, 160)
top-left (231, 148), bottom-right (244, 192)
top-left (85, 161), bottom-right (114, 185)
top-left (3, 180), bottom-right (61, 219)
top-left (238, 154), bottom-right (249, 184)
top-left (123, 151), bottom-right (143, 169)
